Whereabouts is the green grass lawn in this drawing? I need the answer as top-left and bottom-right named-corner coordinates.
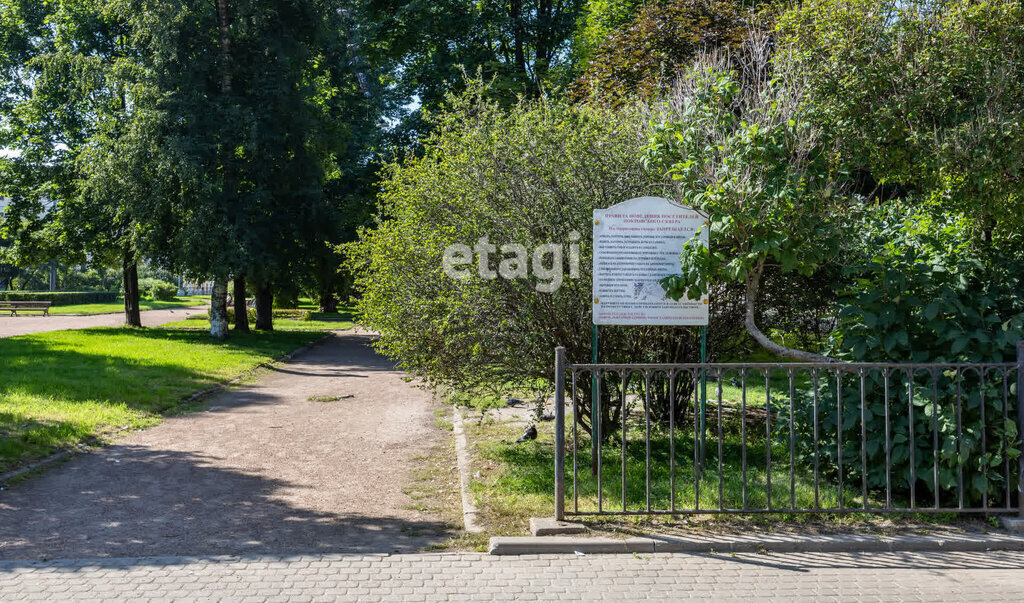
top-left (159, 316), bottom-right (354, 331)
top-left (0, 327), bottom-right (324, 473)
top-left (466, 418), bottom-right (869, 536)
top-left (51, 296), bottom-right (208, 315)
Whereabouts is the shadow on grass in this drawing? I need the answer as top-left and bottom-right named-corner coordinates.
top-left (0, 444), bottom-right (451, 563)
top-left (487, 431), bottom-right (868, 514)
top-left (0, 327), bottom-right (323, 472)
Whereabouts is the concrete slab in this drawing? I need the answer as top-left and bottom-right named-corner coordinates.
top-left (489, 537), bottom-right (655, 555)
top-left (530, 517), bottom-right (587, 536)
top-left (1001, 517), bottom-right (1024, 533)
top-left (490, 532), bottom-right (1024, 555)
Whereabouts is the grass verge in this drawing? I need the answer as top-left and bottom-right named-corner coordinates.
top-left (462, 412), bottom-right (989, 538)
top-left (159, 317), bottom-right (354, 331)
top-left (0, 327), bottom-right (324, 474)
top-left (50, 296), bottom-right (208, 315)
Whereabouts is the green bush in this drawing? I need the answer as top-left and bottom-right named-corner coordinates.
top-left (0, 291), bottom-right (118, 306)
top-left (781, 208), bottom-right (1024, 505)
top-left (148, 281), bottom-right (178, 301)
top-left (347, 86), bottom-right (750, 438)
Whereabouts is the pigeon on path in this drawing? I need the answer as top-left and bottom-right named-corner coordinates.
top-left (516, 424), bottom-right (538, 443)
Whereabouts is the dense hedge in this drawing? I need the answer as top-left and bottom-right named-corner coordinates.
top-left (0, 291), bottom-right (119, 306)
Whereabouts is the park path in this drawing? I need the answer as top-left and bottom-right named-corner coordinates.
top-left (0, 306), bottom-right (207, 339)
top-left (0, 331), bottom-right (449, 559)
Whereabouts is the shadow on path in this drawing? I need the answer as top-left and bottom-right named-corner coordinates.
top-left (0, 445), bottom-right (450, 560)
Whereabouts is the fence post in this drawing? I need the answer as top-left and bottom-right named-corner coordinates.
top-left (555, 346), bottom-right (567, 521)
top-left (1017, 341), bottom-right (1024, 518)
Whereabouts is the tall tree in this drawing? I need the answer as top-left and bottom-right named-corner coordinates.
top-left (108, 0), bottom-right (372, 335)
top-left (362, 0), bottom-right (584, 141)
top-left (0, 0), bottom-right (147, 326)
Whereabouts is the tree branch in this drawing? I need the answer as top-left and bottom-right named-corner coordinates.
top-left (744, 259), bottom-right (835, 363)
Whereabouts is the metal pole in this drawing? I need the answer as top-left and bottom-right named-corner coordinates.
top-left (591, 324), bottom-right (599, 476)
top-left (555, 346), bottom-right (566, 521)
top-left (1017, 340), bottom-right (1024, 518)
top-left (700, 325), bottom-right (708, 469)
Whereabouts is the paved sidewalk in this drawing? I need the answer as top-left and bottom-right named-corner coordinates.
top-left (0, 307), bottom-right (206, 338)
top-left (1, 550), bottom-right (1022, 601)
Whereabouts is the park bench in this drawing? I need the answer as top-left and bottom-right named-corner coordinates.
top-left (0, 300), bottom-right (52, 316)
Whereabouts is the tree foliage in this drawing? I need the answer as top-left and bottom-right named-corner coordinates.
top-left (777, 0), bottom-right (1024, 234)
top-left (348, 86), bottom-right (749, 436)
top-left (646, 36), bottom-right (849, 361)
top-left (574, 0), bottom-right (749, 102)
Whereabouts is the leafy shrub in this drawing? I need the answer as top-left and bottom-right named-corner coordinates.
top-left (348, 86), bottom-right (751, 438)
top-left (148, 281), bottom-right (178, 301)
top-left (137, 278), bottom-right (177, 300)
top-left (0, 291), bottom-right (118, 306)
top-left (781, 208), bottom-right (1024, 505)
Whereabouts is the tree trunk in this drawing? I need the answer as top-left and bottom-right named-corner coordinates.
top-left (233, 276), bottom-right (250, 332)
top-left (255, 284), bottom-right (274, 331)
top-left (210, 279), bottom-right (230, 339)
top-left (510, 0), bottom-right (527, 79)
top-left (744, 260), bottom-right (833, 363)
top-left (318, 280), bottom-right (337, 314)
top-left (122, 252), bottom-right (142, 328)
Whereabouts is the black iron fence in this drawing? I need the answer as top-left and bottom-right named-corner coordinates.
top-left (552, 343), bottom-right (1024, 519)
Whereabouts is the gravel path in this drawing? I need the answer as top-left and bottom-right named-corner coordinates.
top-left (0, 307), bottom-right (207, 338)
top-left (0, 332), bottom-right (449, 559)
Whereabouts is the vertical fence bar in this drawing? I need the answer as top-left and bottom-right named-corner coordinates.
top-left (1017, 341), bottom-right (1024, 518)
top-left (597, 370), bottom-right (603, 513)
top-left (836, 369), bottom-right (843, 510)
top-left (956, 371), bottom-right (964, 511)
top-left (717, 370), bottom-right (724, 511)
top-left (1004, 368), bottom-right (1011, 510)
top-left (765, 371), bottom-right (772, 511)
top-left (860, 369), bottom-right (868, 510)
top-left (621, 370), bottom-right (628, 513)
top-left (981, 368), bottom-right (987, 512)
top-left (669, 370), bottom-right (676, 513)
top-left (813, 369), bottom-right (820, 510)
top-left (645, 371), bottom-right (652, 512)
top-left (572, 368), bottom-right (579, 514)
top-left (693, 369), bottom-right (701, 511)
top-left (789, 370), bottom-right (796, 511)
top-left (554, 347), bottom-right (566, 521)
top-left (741, 369), bottom-right (748, 511)
top-left (884, 368), bottom-right (891, 510)
top-left (931, 369), bottom-right (940, 510)
top-left (908, 369), bottom-right (916, 510)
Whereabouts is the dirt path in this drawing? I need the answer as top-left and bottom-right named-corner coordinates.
top-left (0, 332), bottom-right (450, 559)
top-left (0, 307), bottom-right (206, 339)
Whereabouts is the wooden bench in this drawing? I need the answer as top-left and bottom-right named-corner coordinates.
top-left (0, 301), bottom-right (53, 316)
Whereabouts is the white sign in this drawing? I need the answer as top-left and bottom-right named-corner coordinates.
top-left (592, 197), bottom-right (709, 326)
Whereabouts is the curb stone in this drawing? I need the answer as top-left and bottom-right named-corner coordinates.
top-left (452, 407), bottom-right (484, 533)
top-left (0, 332), bottom-right (334, 487)
top-left (488, 532), bottom-right (1024, 555)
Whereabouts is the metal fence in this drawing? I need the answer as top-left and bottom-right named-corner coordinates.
top-left (553, 343), bottom-right (1024, 520)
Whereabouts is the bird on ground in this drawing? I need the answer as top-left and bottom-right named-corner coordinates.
top-left (516, 424), bottom-right (538, 443)
top-left (506, 398), bottom-right (525, 407)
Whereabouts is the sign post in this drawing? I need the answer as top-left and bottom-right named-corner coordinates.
top-left (591, 197), bottom-right (710, 475)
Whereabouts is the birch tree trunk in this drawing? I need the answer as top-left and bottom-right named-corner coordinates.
top-left (210, 279), bottom-right (230, 338)
top-left (209, 0), bottom-right (233, 340)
